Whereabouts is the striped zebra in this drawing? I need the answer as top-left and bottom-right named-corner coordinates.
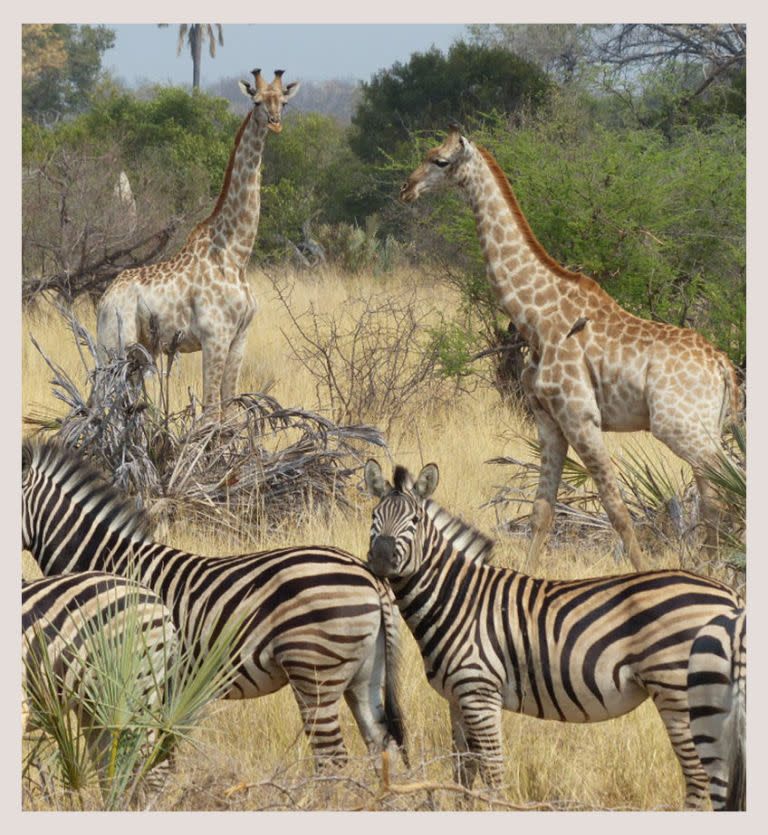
top-left (364, 459), bottom-right (746, 811)
top-left (687, 609), bottom-right (746, 810)
top-left (22, 440), bottom-right (405, 769)
top-left (22, 571), bottom-right (178, 795)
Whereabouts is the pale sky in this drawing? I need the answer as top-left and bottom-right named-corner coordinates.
top-left (103, 23), bottom-right (471, 88)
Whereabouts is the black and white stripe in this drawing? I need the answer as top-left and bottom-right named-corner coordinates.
top-left (22, 440), bottom-right (405, 767)
top-left (364, 459), bottom-right (746, 810)
top-left (22, 571), bottom-right (177, 791)
top-left (687, 608), bottom-right (746, 810)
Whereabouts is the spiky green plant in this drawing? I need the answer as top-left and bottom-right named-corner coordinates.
top-left (22, 590), bottom-right (246, 810)
top-left (702, 422), bottom-right (746, 563)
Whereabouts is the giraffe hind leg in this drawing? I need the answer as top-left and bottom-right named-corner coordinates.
top-left (567, 422), bottom-right (649, 571)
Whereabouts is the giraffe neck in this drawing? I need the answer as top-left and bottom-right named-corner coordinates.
top-left (202, 110), bottom-right (268, 269)
top-left (462, 144), bottom-right (589, 346)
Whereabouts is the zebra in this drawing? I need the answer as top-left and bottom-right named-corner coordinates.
top-left (22, 439), bottom-right (406, 770)
top-left (22, 571), bottom-right (178, 798)
top-left (364, 459), bottom-right (746, 811)
top-left (687, 609), bottom-right (746, 810)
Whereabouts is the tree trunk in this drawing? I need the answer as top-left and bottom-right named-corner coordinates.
top-left (190, 25), bottom-right (202, 89)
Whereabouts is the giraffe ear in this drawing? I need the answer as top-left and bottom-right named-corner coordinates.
top-left (238, 79), bottom-right (257, 98)
top-left (283, 81), bottom-right (300, 101)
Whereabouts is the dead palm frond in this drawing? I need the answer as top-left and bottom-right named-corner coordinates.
top-left (23, 305), bottom-right (387, 538)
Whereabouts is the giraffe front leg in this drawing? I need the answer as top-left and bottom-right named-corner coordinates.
top-left (522, 368), bottom-right (569, 572)
top-left (200, 338), bottom-right (229, 422)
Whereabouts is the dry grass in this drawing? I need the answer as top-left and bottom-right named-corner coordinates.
top-left (22, 265), bottom-right (719, 811)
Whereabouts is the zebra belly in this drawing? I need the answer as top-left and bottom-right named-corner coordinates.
top-left (222, 663), bottom-right (289, 700)
top-left (504, 667), bottom-right (649, 722)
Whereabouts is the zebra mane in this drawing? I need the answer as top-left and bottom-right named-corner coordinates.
top-left (392, 465), bottom-right (411, 492)
top-left (23, 439), bottom-right (153, 542)
top-left (423, 498), bottom-right (495, 565)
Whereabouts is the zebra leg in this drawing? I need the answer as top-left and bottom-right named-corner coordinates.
top-left (451, 694), bottom-right (504, 791)
top-left (288, 678), bottom-right (348, 768)
top-left (449, 701), bottom-right (477, 789)
top-left (343, 638), bottom-right (401, 769)
top-left (656, 704), bottom-right (711, 809)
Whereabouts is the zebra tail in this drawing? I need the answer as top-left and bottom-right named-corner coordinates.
top-left (378, 582), bottom-right (408, 766)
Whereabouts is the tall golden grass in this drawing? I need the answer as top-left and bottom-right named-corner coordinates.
top-left (22, 266), bottom-right (707, 810)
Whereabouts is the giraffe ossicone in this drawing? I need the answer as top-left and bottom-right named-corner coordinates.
top-left (401, 125), bottom-right (740, 572)
top-left (96, 69), bottom-right (300, 419)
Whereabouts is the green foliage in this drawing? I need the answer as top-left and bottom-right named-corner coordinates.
top-left (426, 320), bottom-right (481, 379)
top-left (24, 86), bottom-right (242, 219)
top-left (22, 24), bottom-right (115, 122)
top-left (79, 86), bottom-right (241, 206)
top-left (351, 42), bottom-right (552, 163)
top-left (703, 423), bottom-right (746, 562)
top-left (257, 113), bottom-right (368, 258)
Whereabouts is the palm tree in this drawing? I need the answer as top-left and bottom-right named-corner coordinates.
top-left (161, 24), bottom-right (224, 89)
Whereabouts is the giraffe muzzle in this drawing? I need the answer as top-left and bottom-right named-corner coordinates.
top-left (399, 180), bottom-right (418, 203)
top-left (267, 121), bottom-right (283, 133)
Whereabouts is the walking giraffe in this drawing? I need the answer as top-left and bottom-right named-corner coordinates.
top-left (97, 69), bottom-right (299, 418)
top-left (400, 125), bottom-right (739, 572)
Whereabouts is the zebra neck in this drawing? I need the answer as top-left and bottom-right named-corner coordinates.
top-left (391, 499), bottom-right (495, 628)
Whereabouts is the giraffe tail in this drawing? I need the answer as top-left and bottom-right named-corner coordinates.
top-left (717, 354), bottom-right (742, 429)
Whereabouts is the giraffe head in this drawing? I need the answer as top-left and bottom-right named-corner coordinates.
top-left (238, 68), bottom-right (300, 133)
top-left (399, 124), bottom-right (472, 203)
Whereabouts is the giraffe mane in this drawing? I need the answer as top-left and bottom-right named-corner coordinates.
top-left (192, 109), bottom-right (255, 235)
top-left (476, 145), bottom-right (590, 285)
top-left (23, 439), bottom-right (154, 542)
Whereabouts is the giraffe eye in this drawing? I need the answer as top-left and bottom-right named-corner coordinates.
top-left (433, 159), bottom-right (449, 168)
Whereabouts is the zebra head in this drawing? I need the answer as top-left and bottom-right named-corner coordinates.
top-left (364, 460), bottom-right (439, 579)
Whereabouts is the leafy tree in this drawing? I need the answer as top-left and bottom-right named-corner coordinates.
top-left (350, 41), bottom-right (551, 165)
top-left (22, 24), bottom-right (115, 123)
top-left (258, 112), bottom-right (368, 258)
top-left (68, 86), bottom-right (241, 209)
top-left (598, 24), bottom-right (746, 127)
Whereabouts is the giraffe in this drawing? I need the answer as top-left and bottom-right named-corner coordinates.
top-left (96, 69), bottom-right (300, 418)
top-left (400, 125), bottom-right (740, 572)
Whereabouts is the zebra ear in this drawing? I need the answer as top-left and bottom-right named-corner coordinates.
top-left (22, 440), bottom-right (33, 477)
top-left (414, 463), bottom-right (439, 499)
top-left (364, 459), bottom-right (390, 498)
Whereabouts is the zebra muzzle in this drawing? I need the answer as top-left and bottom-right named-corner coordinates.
top-left (368, 536), bottom-right (396, 577)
